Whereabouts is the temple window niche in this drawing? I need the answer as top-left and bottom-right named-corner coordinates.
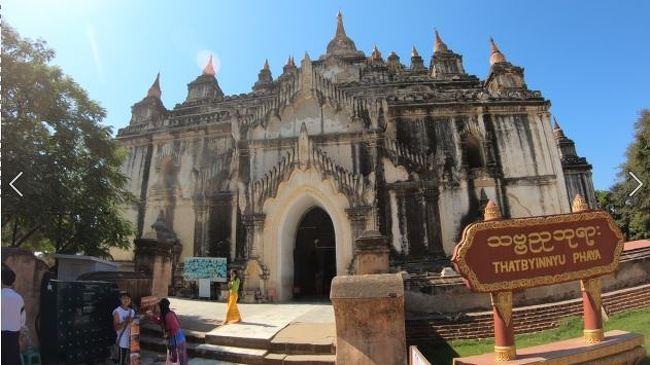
top-left (461, 134), bottom-right (484, 169)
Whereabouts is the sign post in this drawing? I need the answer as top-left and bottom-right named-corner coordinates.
top-left (572, 195), bottom-right (604, 343)
top-left (451, 195), bottom-right (624, 362)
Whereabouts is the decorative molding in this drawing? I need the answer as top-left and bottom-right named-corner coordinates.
top-left (490, 291), bottom-right (513, 327)
top-left (384, 138), bottom-right (430, 172)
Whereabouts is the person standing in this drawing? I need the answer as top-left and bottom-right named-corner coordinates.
top-left (145, 298), bottom-right (188, 365)
top-left (224, 269), bottom-right (242, 324)
top-left (112, 292), bottom-right (134, 365)
top-left (1, 266), bottom-right (25, 365)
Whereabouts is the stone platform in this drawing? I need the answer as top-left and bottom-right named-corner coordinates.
top-left (453, 330), bottom-right (646, 365)
top-left (140, 298), bottom-right (336, 364)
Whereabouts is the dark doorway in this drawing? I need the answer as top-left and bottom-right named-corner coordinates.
top-left (293, 207), bottom-right (336, 301)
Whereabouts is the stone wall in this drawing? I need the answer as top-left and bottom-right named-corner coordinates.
top-left (2, 248), bottom-right (51, 349)
top-left (404, 253), bottom-right (650, 315)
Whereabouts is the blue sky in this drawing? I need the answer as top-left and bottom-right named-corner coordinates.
top-left (4, 0), bottom-right (649, 190)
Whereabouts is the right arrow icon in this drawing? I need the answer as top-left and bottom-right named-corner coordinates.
top-left (629, 172), bottom-right (643, 197)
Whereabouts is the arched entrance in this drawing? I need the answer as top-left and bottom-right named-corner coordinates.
top-left (293, 207), bottom-right (336, 300)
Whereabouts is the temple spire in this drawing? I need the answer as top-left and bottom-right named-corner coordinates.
top-left (411, 45), bottom-right (420, 58)
top-left (336, 11), bottom-right (346, 38)
top-left (283, 55), bottom-right (297, 74)
top-left (371, 44), bottom-right (382, 61)
top-left (253, 59), bottom-right (273, 91)
top-left (410, 45), bottom-right (425, 71)
top-left (147, 73), bottom-right (161, 98)
top-left (553, 117), bottom-right (566, 138)
top-left (489, 38), bottom-right (507, 65)
top-left (434, 30), bottom-right (448, 53)
top-left (324, 11), bottom-right (362, 58)
top-left (203, 54), bottom-right (216, 76)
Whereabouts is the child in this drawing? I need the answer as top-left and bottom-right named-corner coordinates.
top-left (145, 298), bottom-right (188, 365)
top-left (112, 292), bottom-right (134, 365)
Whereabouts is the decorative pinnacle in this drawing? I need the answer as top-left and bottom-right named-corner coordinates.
top-left (146, 73), bottom-right (161, 98)
top-left (371, 44), bottom-right (382, 61)
top-left (263, 59), bottom-right (270, 70)
top-left (411, 45), bottom-right (420, 58)
top-left (434, 30), bottom-right (448, 53)
top-left (489, 37), bottom-right (507, 65)
top-left (571, 194), bottom-right (589, 212)
top-left (203, 54), bottom-right (216, 76)
top-left (336, 11), bottom-right (346, 38)
top-left (484, 200), bottom-right (502, 221)
top-left (552, 117), bottom-right (566, 138)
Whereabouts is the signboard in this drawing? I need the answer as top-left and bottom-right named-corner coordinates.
top-left (451, 210), bottom-right (624, 292)
top-left (183, 257), bottom-right (227, 282)
top-left (409, 345), bottom-right (432, 365)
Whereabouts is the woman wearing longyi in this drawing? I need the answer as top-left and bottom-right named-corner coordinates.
top-left (224, 269), bottom-right (242, 324)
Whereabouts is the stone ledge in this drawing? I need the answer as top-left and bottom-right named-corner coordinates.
top-left (330, 273), bottom-right (403, 299)
top-left (453, 330), bottom-right (645, 365)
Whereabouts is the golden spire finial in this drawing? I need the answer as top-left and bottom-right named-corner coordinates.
top-left (484, 200), bottom-right (502, 221)
top-left (434, 29), bottom-right (448, 53)
top-left (489, 37), bottom-right (507, 65)
top-left (203, 54), bottom-right (216, 76)
top-left (572, 194), bottom-right (589, 212)
top-left (146, 73), bottom-right (161, 98)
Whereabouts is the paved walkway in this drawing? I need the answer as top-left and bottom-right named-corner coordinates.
top-left (140, 297), bottom-right (335, 362)
top-left (165, 297), bottom-right (335, 332)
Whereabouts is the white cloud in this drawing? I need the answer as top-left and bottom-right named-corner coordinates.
top-left (86, 23), bottom-right (104, 82)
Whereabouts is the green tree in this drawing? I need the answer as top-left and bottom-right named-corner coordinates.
top-left (1, 25), bottom-right (134, 257)
top-left (598, 110), bottom-right (650, 240)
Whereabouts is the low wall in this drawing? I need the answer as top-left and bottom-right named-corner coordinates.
top-left (405, 247), bottom-right (650, 315)
top-left (2, 248), bottom-right (51, 349)
top-left (77, 271), bottom-right (152, 306)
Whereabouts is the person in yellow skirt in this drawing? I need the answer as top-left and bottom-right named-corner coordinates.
top-left (224, 269), bottom-right (241, 324)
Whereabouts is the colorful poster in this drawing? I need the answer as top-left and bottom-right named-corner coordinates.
top-left (183, 257), bottom-right (228, 282)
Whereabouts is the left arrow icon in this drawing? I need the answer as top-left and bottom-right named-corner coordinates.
top-left (10, 172), bottom-right (23, 197)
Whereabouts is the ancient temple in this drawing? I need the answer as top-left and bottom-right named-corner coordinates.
top-left (115, 13), bottom-right (595, 301)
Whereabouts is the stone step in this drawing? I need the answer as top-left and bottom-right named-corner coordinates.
top-left (205, 331), bottom-right (271, 350)
top-left (140, 322), bottom-right (206, 344)
top-left (140, 333), bottom-right (268, 365)
top-left (263, 353), bottom-right (336, 365)
top-left (269, 342), bottom-right (336, 356)
top-left (268, 323), bottom-right (336, 355)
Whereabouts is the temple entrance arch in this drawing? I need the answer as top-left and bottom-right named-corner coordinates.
top-left (293, 207), bottom-right (336, 300)
top-left (262, 167), bottom-right (354, 301)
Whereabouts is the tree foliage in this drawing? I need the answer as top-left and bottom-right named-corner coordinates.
top-left (1, 25), bottom-right (135, 257)
top-left (597, 110), bottom-right (650, 240)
